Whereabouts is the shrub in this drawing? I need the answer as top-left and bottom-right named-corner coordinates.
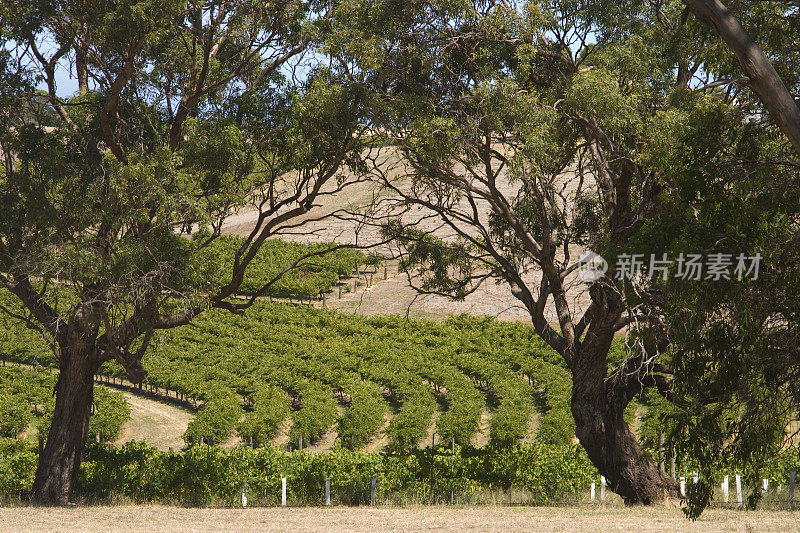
top-left (89, 388), bottom-right (132, 443)
top-left (183, 392), bottom-right (242, 446)
top-left (237, 386), bottom-right (290, 448)
top-left (0, 393), bottom-right (32, 438)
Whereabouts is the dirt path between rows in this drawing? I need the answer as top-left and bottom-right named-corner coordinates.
top-left (114, 390), bottom-right (193, 451)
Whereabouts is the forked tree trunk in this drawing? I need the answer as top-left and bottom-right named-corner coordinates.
top-left (30, 347), bottom-right (98, 505)
top-left (571, 340), bottom-right (679, 504)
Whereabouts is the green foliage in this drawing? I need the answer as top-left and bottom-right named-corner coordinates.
top-left (1, 296), bottom-right (571, 451)
top-left (183, 392), bottom-right (242, 447)
top-left (336, 381), bottom-right (386, 451)
top-left (237, 385), bottom-right (290, 448)
top-left (205, 236), bottom-right (376, 298)
top-left (289, 384), bottom-right (339, 449)
top-left (89, 388), bottom-right (132, 443)
top-left (69, 440), bottom-right (595, 505)
top-left (3, 433), bottom-right (795, 506)
top-left (0, 438), bottom-right (37, 499)
top-left (0, 393), bottom-right (31, 438)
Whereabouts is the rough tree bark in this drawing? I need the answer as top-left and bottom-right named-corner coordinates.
top-left (571, 327), bottom-right (679, 504)
top-left (29, 344), bottom-right (99, 505)
top-left (75, 46), bottom-right (89, 94)
top-left (682, 0), bottom-right (800, 155)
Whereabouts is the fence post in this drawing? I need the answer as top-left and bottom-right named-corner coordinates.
top-left (693, 472), bottom-right (698, 486)
top-left (735, 472), bottom-right (743, 506)
top-left (600, 476), bottom-right (606, 502)
top-left (680, 476), bottom-right (685, 497)
top-left (763, 478), bottom-right (769, 494)
top-left (722, 475), bottom-right (729, 503)
top-left (370, 476), bottom-right (377, 506)
top-left (281, 476), bottom-right (287, 507)
top-left (325, 476), bottom-right (331, 507)
top-left (242, 479), bottom-right (248, 508)
top-left (590, 482), bottom-right (595, 503)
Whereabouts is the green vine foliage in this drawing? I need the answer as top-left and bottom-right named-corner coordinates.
top-left (205, 236), bottom-right (377, 298)
top-left (0, 366), bottom-right (130, 444)
top-left (0, 440), bottom-right (599, 505)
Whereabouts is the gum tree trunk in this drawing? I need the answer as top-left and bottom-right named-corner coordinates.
top-left (571, 331), bottom-right (679, 504)
top-left (29, 346), bottom-right (98, 505)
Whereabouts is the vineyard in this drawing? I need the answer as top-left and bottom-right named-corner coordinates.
top-left (1, 291), bottom-right (577, 453)
top-left (2, 238), bottom-right (798, 508)
top-left (204, 236), bottom-right (381, 299)
top-left (0, 366), bottom-right (130, 445)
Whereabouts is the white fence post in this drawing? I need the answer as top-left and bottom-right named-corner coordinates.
top-left (763, 478), bottom-right (769, 493)
top-left (735, 473), bottom-right (743, 506)
top-left (600, 476), bottom-right (606, 502)
top-left (590, 482), bottom-right (596, 502)
top-left (325, 476), bottom-right (331, 507)
top-left (722, 475), bottom-right (729, 503)
top-left (242, 479), bottom-right (247, 508)
top-left (680, 476), bottom-right (685, 497)
top-left (281, 476), bottom-right (287, 507)
top-left (693, 472), bottom-right (698, 486)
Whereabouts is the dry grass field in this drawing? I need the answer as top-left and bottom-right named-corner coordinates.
top-left (0, 505), bottom-right (797, 532)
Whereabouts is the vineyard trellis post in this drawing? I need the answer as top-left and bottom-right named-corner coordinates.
top-left (736, 473), bottom-right (743, 506)
top-left (722, 475), bottom-right (729, 503)
top-left (325, 477), bottom-right (330, 506)
top-left (281, 477), bottom-right (287, 507)
top-left (370, 476), bottom-right (376, 506)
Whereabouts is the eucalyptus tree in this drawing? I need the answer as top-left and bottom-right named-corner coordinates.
top-left (0, 0), bottom-right (370, 504)
top-left (334, 0), bottom-right (800, 503)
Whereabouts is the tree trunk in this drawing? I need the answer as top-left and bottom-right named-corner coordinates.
top-left (30, 347), bottom-right (98, 505)
top-left (75, 45), bottom-right (89, 94)
top-left (571, 340), bottom-right (679, 504)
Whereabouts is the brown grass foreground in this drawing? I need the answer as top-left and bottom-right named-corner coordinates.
top-left (0, 505), bottom-right (797, 532)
